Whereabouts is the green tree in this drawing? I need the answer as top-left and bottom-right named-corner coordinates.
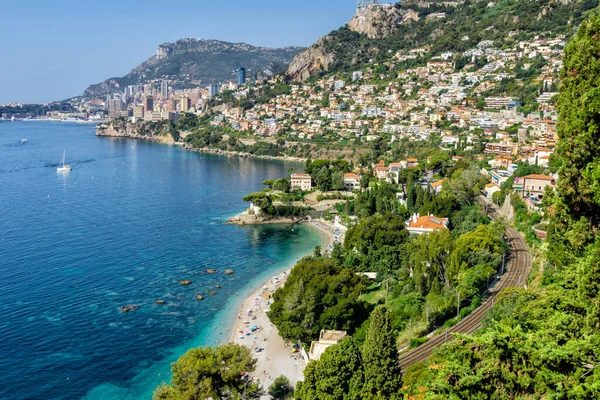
top-left (361, 306), bottom-right (403, 399)
top-left (268, 259), bottom-right (370, 343)
top-left (273, 178), bottom-right (291, 193)
top-left (296, 337), bottom-right (364, 400)
top-left (554, 13), bottom-right (600, 236)
top-left (268, 376), bottom-right (293, 399)
top-left (153, 344), bottom-right (259, 400)
top-left (331, 170), bottom-right (346, 191)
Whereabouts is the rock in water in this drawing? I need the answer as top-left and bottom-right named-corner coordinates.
top-left (225, 269), bottom-right (235, 275)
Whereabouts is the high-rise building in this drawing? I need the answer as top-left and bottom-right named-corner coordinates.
top-left (161, 80), bottom-right (169, 98)
top-left (236, 67), bottom-right (247, 85)
top-left (143, 96), bottom-right (154, 113)
top-left (180, 96), bottom-right (191, 113)
top-left (209, 83), bottom-right (222, 98)
top-left (108, 98), bottom-right (126, 119)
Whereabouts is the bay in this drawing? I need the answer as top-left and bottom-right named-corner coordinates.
top-left (0, 121), bottom-right (321, 399)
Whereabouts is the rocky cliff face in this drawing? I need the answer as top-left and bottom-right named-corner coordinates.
top-left (286, 37), bottom-right (337, 82)
top-left (348, 4), bottom-right (418, 39)
top-left (287, 4), bottom-right (419, 81)
top-left (96, 119), bottom-right (175, 144)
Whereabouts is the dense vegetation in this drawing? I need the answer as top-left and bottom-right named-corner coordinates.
top-left (312, 0), bottom-right (598, 78)
top-left (400, 12), bottom-right (600, 398)
top-left (153, 344), bottom-right (260, 399)
top-left (268, 258), bottom-right (371, 343)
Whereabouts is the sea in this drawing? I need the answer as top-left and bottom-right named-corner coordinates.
top-left (0, 121), bottom-right (322, 400)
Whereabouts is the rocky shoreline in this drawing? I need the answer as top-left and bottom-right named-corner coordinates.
top-left (96, 126), bottom-right (307, 163)
top-left (225, 207), bottom-right (303, 226)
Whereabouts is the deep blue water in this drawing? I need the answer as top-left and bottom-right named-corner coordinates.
top-left (0, 121), bottom-right (321, 399)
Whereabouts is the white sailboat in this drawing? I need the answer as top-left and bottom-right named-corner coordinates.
top-left (57, 151), bottom-right (72, 172)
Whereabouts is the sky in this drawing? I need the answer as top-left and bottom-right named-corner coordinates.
top-left (0, 0), bottom-right (363, 104)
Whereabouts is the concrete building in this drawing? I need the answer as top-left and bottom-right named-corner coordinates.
top-left (485, 183), bottom-right (501, 199)
top-left (344, 173), bottom-right (362, 191)
top-left (521, 174), bottom-right (555, 199)
top-left (161, 80), bottom-right (169, 98)
top-left (143, 96), bottom-right (154, 113)
top-left (309, 330), bottom-right (347, 361)
top-left (209, 83), bottom-right (222, 98)
top-left (430, 179), bottom-right (445, 194)
top-left (236, 67), bottom-right (246, 85)
top-left (180, 96), bottom-right (191, 113)
top-left (291, 174), bottom-right (312, 191)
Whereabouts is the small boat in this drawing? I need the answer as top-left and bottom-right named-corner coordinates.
top-left (20, 139), bottom-right (28, 144)
top-left (57, 151), bottom-right (72, 172)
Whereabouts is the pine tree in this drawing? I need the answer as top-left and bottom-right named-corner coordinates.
top-left (361, 305), bottom-right (402, 399)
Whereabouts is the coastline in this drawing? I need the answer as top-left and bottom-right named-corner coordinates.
top-left (227, 220), bottom-right (339, 392)
top-left (96, 126), bottom-right (337, 391)
top-left (96, 129), bottom-right (307, 163)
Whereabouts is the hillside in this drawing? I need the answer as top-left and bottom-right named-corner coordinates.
top-left (288, 0), bottom-right (597, 80)
top-left (84, 39), bottom-right (304, 98)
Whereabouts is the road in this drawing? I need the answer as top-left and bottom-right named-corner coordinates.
top-left (398, 196), bottom-right (532, 370)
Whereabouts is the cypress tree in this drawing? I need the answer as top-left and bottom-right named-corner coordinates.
top-left (554, 14), bottom-right (600, 232)
top-left (361, 305), bottom-right (402, 399)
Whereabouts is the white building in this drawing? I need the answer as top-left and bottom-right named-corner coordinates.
top-left (291, 174), bottom-right (312, 191)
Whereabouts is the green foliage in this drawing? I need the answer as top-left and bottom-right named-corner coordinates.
top-left (268, 258), bottom-right (371, 343)
top-left (361, 305), bottom-right (403, 399)
top-left (304, 0), bottom-right (595, 79)
top-left (554, 11), bottom-right (600, 234)
top-left (296, 337), bottom-right (364, 400)
top-left (272, 178), bottom-right (291, 193)
top-left (152, 344), bottom-right (259, 400)
top-left (268, 376), bottom-right (293, 400)
top-left (405, 12), bottom-right (600, 397)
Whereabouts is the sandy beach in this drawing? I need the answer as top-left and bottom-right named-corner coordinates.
top-left (228, 219), bottom-right (344, 394)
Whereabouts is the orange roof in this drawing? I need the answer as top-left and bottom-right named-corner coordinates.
top-left (344, 173), bottom-right (362, 179)
top-left (375, 166), bottom-right (389, 172)
top-left (406, 158), bottom-right (418, 162)
top-left (523, 174), bottom-right (554, 181)
top-left (407, 215), bottom-right (448, 231)
top-left (431, 180), bottom-right (445, 188)
top-left (486, 183), bottom-right (500, 189)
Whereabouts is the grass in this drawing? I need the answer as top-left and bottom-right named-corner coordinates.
top-left (359, 284), bottom-right (386, 305)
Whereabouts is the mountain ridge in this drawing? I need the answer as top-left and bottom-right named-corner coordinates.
top-left (84, 39), bottom-right (305, 98)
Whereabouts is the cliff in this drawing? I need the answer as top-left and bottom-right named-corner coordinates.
top-left (348, 4), bottom-right (418, 39)
top-left (84, 39), bottom-right (304, 98)
top-left (96, 118), bottom-right (176, 144)
top-left (287, 4), bottom-right (419, 81)
top-left (286, 37), bottom-right (337, 82)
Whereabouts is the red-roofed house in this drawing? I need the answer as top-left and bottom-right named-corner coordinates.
top-left (406, 214), bottom-right (449, 235)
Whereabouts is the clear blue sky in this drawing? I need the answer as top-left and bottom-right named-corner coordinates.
top-left (0, 0), bottom-right (361, 104)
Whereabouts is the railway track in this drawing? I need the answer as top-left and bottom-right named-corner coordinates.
top-left (398, 197), bottom-right (532, 370)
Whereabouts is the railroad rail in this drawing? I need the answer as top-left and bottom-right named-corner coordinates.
top-left (398, 196), bottom-right (532, 370)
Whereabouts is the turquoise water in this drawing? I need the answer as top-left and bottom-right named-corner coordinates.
top-left (0, 121), bottom-right (321, 399)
